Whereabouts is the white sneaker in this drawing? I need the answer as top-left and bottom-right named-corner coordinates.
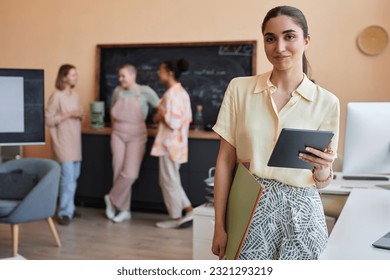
top-left (155, 219), bottom-right (180, 229)
top-left (178, 211), bottom-right (193, 228)
top-left (113, 210), bottom-right (131, 223)
top-left (104, 194), bottom-right (116, 220)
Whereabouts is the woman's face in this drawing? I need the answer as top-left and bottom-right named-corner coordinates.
top-left (64, 68), bottom-right (78, 88)
top-left (118, 68), bottom-right (136, 89)
top-left (263, 15), bottom-right (310, 72)
top-left (157, 64), bottom-right (171, 84)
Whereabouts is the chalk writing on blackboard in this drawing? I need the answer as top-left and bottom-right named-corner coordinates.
top-left (97, 41), bottom-right (256, 126)
top-left (218, 45), bottom-right (253, 56)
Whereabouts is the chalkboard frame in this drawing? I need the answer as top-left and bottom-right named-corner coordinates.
top-left (96, 41), bottom-right (257, 126)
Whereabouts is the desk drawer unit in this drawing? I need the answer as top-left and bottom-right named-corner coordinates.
top-left (193, 204), bottom-right (218, 260)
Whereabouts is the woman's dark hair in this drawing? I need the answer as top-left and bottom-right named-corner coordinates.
top-left (261, 6), bottom-right (311, 77)
top-left (55, 64), bottom-right (76, 90)
top-left (163, 58), bottom-right (189, 81)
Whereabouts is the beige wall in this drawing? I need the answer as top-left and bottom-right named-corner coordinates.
top-left (1, 0), bottom-right (389, 159)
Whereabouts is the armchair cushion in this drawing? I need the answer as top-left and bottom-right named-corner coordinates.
top-left (0, 199), bottom-right (20, 217)
top-left (0, 169), bottom-right (38, 200)
top-left (0, 158), bottom-right (61, 224)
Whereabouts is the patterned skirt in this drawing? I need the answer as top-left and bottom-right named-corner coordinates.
top-left (238, 177), bottom-right (328, 260)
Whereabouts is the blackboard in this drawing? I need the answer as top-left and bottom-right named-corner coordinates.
top-left (97, 41), bottom-right (256, 126)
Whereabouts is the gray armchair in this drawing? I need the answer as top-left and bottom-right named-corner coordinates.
top-left (0, 158), bottom-right (62, 256)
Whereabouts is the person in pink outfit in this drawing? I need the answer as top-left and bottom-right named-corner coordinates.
top-left (46, 64), bottom-right (85, 226)
top-left (151, 59), bottom-right (193, 229)
top-left (104, 64), bottom-right (160, 223)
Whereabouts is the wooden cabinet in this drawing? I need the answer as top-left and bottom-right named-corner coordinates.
top-left (75, 130), bottom-right (220, 213)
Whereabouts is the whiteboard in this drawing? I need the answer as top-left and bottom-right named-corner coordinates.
top-left (0, 76), bottom-right (24, 133)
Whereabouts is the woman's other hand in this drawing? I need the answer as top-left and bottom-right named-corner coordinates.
top-left (153, 106), bottom-right (165, 123)
top-left (68, 109), bottom-right (85, 120)
top-left (211, 226), bottom-right (227, 260)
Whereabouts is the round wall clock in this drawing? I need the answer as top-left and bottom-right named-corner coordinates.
top-left (357, 25), bottom-right (388, 56)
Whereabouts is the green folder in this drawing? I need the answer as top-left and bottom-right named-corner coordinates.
top-left (225, 163), bottom-right (263, 260)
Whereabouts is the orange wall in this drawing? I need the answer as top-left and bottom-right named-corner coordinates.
top-left (1, 0), bottom-right (389, 159)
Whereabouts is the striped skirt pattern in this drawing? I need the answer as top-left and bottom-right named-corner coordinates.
top-left (238, 177), bottom-right (328, 260)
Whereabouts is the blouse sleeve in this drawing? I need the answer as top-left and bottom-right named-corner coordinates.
top-left (212, 79), bottom-right (237, 148)
top-left (45, 92), bottom-right (64, 127)
top-left (144, 86), bottom-right (160, 108)
top-left (163, 91), bottom-right (184, 130)
top-left (111, 87), bottom-right (121, 106)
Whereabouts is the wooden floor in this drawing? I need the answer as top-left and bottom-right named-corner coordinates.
top-left (0, 207), bottom-right (193, 260)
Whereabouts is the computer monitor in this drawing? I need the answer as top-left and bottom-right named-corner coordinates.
top-left (0, 69), bottom-right (45, 146)
top-left (343, 102), bottom-right (390, 175)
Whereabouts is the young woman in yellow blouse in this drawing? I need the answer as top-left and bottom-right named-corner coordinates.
top-left (211, 6), bottom-right (340, 260)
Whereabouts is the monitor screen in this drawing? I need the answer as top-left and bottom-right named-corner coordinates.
top-left (343, 102), bottom-right (390, 174)
top-left (0, 69), bottom-right (45, 146)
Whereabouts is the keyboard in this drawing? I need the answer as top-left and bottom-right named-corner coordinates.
top-left (376, 184), bottom-right (390, 190)
top-left (343, 175), bottom-right (389, 181)
top-left (372, 231), bottom-right (390, 250)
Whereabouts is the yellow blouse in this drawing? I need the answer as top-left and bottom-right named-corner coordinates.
top-left (213, 71), bottom-right (340, 187)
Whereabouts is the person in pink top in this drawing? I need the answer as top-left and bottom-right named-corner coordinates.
top-left (46, 64), bottom-right (85, 226)
top-left (104, 64), bottom-right (160, 223)
top-left (151, 59), bottom-right (193, 229)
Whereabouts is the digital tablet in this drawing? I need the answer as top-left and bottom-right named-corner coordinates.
top-left (267, 128), bottom-right (334, 170)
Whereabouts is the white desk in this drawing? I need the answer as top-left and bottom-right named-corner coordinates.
top-left (319, 172), bottom-right (389, 195)
top-left (320, 189), bottom-right (390, 259)
top-left (193, 173), bottom-right (390, 260)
